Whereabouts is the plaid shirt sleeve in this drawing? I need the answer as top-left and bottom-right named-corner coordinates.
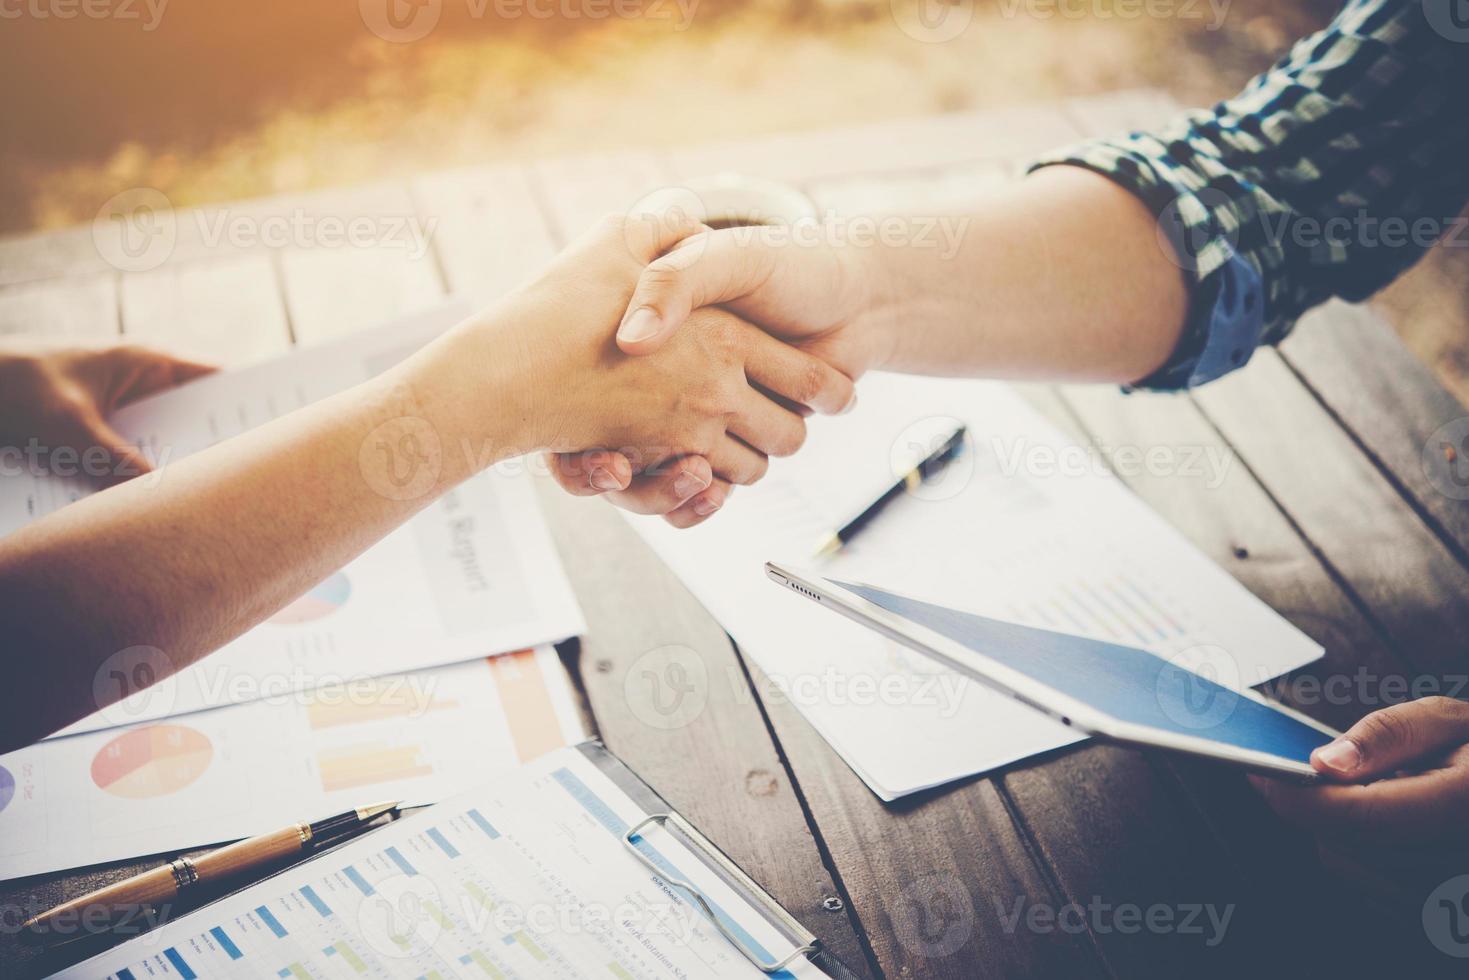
top-left (1029, 0), bottom-right (1469, 390)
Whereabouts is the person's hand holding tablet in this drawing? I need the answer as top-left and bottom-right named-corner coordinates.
top-left (1251, 697), bottom-right (1469, 842)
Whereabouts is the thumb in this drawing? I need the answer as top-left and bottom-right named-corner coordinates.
top-left (75, 410), bottom-right (154, 485)
top-left (616, 230), bottom-right (776, 356)
top-left (1312, 696), bottom-right (1469, 780)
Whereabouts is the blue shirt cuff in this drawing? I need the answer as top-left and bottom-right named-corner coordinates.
top-left (1129, 245), bottom-right (1266, 391)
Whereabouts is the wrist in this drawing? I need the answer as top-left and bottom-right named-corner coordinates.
top-left (390, 302), bottom-right (547, 476)
top-left (841, 243), bottom-right (902, 373)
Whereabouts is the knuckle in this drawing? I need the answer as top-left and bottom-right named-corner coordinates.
top-left (796, 359), bottom-right (829, 404)
top-left (734, 454), bottom-right (769, 486)
top-left (639, 263), bottom-right (684, 293)
top-left (1419, 695), bottom-right (1463, 719)
top-left (1359, 707), bottom-right (1416, 756)
top-left (773, 420), bottom-right (807, 458)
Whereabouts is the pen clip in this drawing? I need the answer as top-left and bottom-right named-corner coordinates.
top-left (623, 813), bottom-right (818, 974)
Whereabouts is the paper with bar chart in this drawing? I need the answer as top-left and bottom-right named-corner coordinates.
top-left (0, 647), bottom-right (585, 881)
top-left (628, 374), bottom-right (1325, 799)
top-left (55, 747), bottom-right (829, 980)
top-left (0, 302), bottom-right (585, 738)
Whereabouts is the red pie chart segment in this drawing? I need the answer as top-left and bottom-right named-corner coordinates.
top-left (91, 725), bottom-right (213, 799)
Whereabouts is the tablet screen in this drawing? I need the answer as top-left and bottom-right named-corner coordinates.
top-left (837, 580), bottom-right (1334, 764)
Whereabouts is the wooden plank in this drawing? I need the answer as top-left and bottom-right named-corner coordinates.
top-left (738, 657), bottom-right (1107, 980)
top-left (273, 183), bottom-right (445, 345)
top-left (1061, 89), bottom-right (1180, 138)
top-left (0, 274), bottom-right (118, 340)
top-left (979, 385), bottom-right (1299, 978)
top-left (411, 165), bottom-right (560, 307)
top-left (667, 105), bottom-right (1077, 187)
top-left (120, 255), bottom-right (291, 366)
top-left (1050, 380), bottom-right (1447, 972)
top-left (0, 225), bottom-right (116, 287)
top-left (1279, 301), bottom-right (1469, 561)
top-left (529, 150), bottom-right (673, 246)
top-left (807, 161), bottom-right (1013, 219)
top-left (1193, 350), bottom-right (1469, 679)
top-left (533, 483), bottom-right (877, 978)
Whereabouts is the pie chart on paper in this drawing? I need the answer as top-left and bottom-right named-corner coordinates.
top-left (0, 765), bottom-right (14, 813)
top-left (91, 725), bottom-right (213, 799)
top-left (270, 571), bottom-right (352, 625)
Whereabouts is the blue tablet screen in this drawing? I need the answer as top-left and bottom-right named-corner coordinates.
top-left (837, 580), bottom-right (1333, 764)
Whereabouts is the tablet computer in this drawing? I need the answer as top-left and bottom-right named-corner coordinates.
top-left (767, 562), bottom-right (1338, 781)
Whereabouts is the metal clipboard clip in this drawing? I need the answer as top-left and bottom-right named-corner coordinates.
top-left (623, 812), bottom-right (820, 974)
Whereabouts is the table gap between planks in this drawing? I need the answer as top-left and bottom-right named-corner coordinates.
top-left (2, 88), bottom-right (1467, 979)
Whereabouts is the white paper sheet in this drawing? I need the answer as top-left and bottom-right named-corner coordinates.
top-left (54, 747), bottom-right (830, 980)
top-left (0, 302), bottom-right (586, 737)
top-left (0, 647), bottom-right (586, 882)
top-left (628, 374), bottom-right (1324, 799)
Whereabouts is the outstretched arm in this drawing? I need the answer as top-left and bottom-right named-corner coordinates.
top-left (600, 0), bottom-right (1468, 392)
top-left (0, 217), bottom-right (852, 753)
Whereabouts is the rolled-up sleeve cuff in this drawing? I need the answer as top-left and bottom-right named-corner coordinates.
top-left (1027, 140), bottom-right (1265, 391)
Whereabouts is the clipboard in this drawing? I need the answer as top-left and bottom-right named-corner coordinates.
top-left (576, 741), bottom-right (862, 979)
top-left (46, 741), bottom-right (862, 980)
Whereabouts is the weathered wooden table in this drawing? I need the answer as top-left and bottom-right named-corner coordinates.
top-left (3, 90), bottom-right (1468, 978)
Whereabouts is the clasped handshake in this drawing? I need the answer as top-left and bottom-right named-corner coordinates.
top-left (453, 209), bottom-right (874, 526)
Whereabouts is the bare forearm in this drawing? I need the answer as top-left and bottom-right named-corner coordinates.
top-left (0, 324), bottom-right (529, 751)
top-left (858, 166), bottom-right (1189, 385)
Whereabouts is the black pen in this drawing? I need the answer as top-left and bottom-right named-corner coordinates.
top-left (812, 424), bottom-right (968, 558)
